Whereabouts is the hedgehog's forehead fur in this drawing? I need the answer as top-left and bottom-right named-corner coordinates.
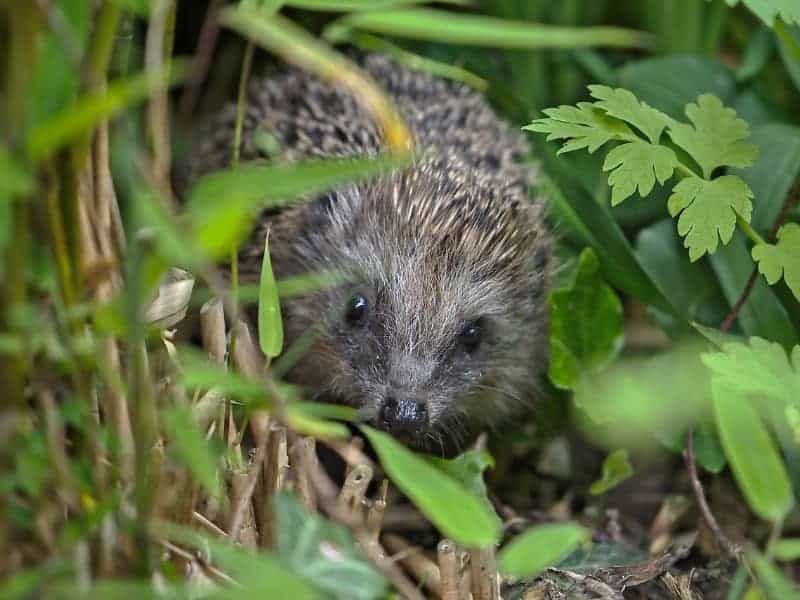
top-left (323, 156), bottom-right (542, 280)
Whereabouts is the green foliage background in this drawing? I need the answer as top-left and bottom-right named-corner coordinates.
top-left (1, 0), bottom-right (800, 598)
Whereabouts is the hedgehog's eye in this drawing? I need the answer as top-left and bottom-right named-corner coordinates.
top-left (458, 320), bottom-right (483, 353)
top-left (345, 293), bottom-right (369, 326)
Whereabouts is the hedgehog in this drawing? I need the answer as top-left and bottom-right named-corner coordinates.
top-left (186, 53), bottom-right (552, 454)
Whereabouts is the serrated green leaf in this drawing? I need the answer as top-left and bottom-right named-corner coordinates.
top-left (163, 406), bottom-right (221, 498)
top-left (602, 140), bottom-right (676, 205)
top-left (547, 248), bottom-right (624, 390)
top-left (667, 175), bottom-right (753, 261)
top-left (590, 449), bottom-right (634, 495)
top-left (258, 236), bottom-right (283, 358)
top-left (667, 94), bottom-right (759, 178)
top-left (589, 84), bottom-right (672, 143)
top-left (752, 223), bottom-right (800, 301)
top-left (701, 336), bottom-right (800, 407)
top-left (361, 425), bottom-right (501, 547)
top-left (273, 492), bottom-right (387, 600)
top-left (711, 381), bottom-right (793, 522)
top-left (524, 103), bottom-right (634, 154)
top-left (498, 522), bottom-right (590, 578)
top-left (534, 105), bottom-right (633, 152)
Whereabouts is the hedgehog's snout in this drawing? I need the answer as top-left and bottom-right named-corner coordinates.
top-left (378, 395), bottom-right (429, 442)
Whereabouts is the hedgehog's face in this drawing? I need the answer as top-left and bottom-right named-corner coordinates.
top-left (296, 247), bottom-right (548, 454)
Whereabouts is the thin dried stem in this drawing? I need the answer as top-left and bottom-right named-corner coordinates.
top-left (384, 533), bottom-right (441, 596)
top-left (145, 0), bottom-right (176, 207)
top-left (683, 426), bottom-right (739, 558)
top-left (289, 437), bottom-right (318, 513)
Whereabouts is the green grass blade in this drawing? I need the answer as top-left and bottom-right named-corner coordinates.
top-left (25, 60), bottom-right (187, 161)
top-left (324, 8), bottom-right (651, 49)
top-left (258, 235), bottom-right (283, 358)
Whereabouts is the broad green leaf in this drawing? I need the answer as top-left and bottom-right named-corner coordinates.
top-left (426, 450), bottom-right (499, 529)
top-left (324, 9), bottom-right (650, 49)
top-left (166, 524), bottom-right (321, 599)
top-left (618, 57), bottom-right (736, 119)
top-left (532, 144), bottom-right (678, 318)
top-left (748, 551), bottom-right (800, 599)
top-left (667, 94), bottom-right (759, 179)
top-left (701, 337), bottom-right (800, 408)
top-left (773, 538), bottom-right (800, 561)
top-left (498, 522), bottom-right (590, 578)
top-left (273, 492), bottom-right (387, 600)
top-left (524, 103), bottom-right (634, 155)
top-left (636, 220), bottom-right (729, 333)
top-left (26, 61), bottom-right (187, 161)
top-left (590, 449), bottom-right (633, 495)
top-left (573, 340), bottom-right (712, 448)
top-left (186, 157), bottom-right (403, 260)
top-left (588, 84), bottom-right (672, 143)
top-left (775, 23), bottom-right (800, 94)
top-left (361, 426), bottom-right (501, 547)
top-left (711, 381), bottom-right (793, 522)
top-left (691, 422), bottom-right (727, 474)
top-left (548, 248), bottom-right (624, 390)
top-left (752, 223), bottom-right (800, 301)
top-left (602, 140), bottom-right (676, 205)
top-left (286, 0), bottom-right (468, 9)
top-left (667, 175), bottom-right (753, 261)
top-left (724, 0), bottom-right (800, 27)
top-left (258, 236), bottom-right (283, 358)
top-left (736, 124), bottom-right (800, 232)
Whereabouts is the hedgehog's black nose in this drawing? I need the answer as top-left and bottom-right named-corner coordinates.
top-left (379, 396), bottom-right (428, 441)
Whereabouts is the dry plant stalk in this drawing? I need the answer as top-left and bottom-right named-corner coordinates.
top-left (384, 533), bottom-right (441, 596)
top-left (470, 546), bottom-right (500, 600)
top-left (258, 422), bottom-right (289, 548)
top-left (289, 436), bottom-right (318, 512)
top-left (365, 479), bottom-right (388, 543)
top-left (337, 464), bottom-right (373, 521)
top-left (438, 539), bottom-right (460, 600)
